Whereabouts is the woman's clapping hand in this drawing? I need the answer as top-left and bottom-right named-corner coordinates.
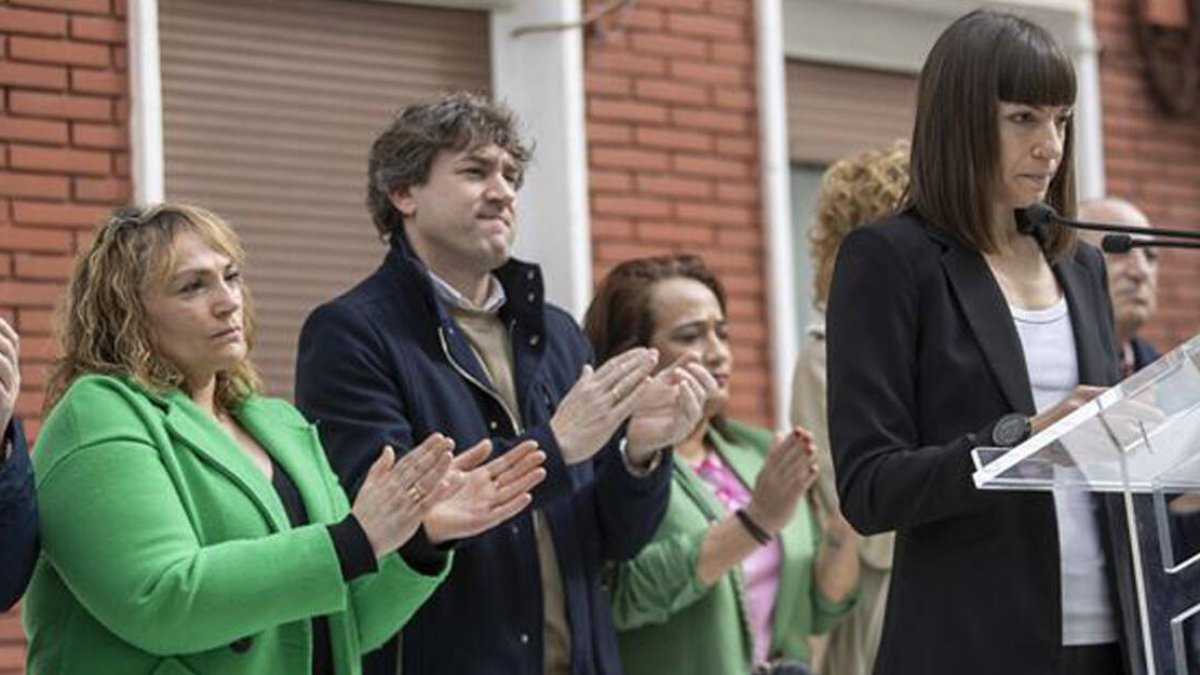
top-left (352, 433), bottom-right (457, 559)
top-left (745, 428), bottom-right (819, 536)
top-left (550, 348), bottom-right (659, 466)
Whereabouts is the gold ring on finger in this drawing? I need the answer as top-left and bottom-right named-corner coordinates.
top-left (611, 386), bottom-right (621, 404)
top-left (407, 485), bottom-right (426, 504)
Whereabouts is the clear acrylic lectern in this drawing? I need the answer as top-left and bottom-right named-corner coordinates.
top-left (973, 333), bottom-right (1200, 675)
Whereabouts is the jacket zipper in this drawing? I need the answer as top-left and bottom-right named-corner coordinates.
top-left (438, 325), bottom-right (523, 434)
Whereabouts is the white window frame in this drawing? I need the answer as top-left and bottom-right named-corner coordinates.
top-left (759, 0), bottom-right (1104, 424)
top-left (129, 0), bottom-right (592, 316)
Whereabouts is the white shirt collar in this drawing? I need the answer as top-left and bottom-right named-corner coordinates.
top-left (428, 270), bottom-right (507, 315)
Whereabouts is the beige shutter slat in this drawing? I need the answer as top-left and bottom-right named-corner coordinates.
top-left (786, 61), bottom-right (917, 165)
top-left (161, 0), bottom-right (490, 399)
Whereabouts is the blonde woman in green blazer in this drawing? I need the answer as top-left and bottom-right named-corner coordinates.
top-left (584, 255), bottom-right (859, 675)
top-left (25, 204), bottom-right (545, 675)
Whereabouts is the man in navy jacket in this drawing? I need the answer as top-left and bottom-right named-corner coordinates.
top-left (296, 93), bottom-right (710, 675)
top-left (0, 317), bottom-right (37, 610)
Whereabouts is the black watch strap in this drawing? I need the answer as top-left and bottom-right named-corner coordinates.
top-left (991, 413), bottom-right (1031, 447)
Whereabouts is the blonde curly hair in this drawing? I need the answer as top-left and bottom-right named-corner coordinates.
top-left (46, 203), bottom-right (262, 412)
top-left (810, 140), bottom-right (910, 307)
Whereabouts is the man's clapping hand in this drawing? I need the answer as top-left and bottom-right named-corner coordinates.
top-left (424, 439), bottom-right (546, 544)
top-left (549, 347), bottom-right (658, 465)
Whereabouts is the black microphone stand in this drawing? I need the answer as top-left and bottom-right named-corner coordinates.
top-left (1102, 235), bottom-right (1200, 253)
top-left (1017, 203), bottom-right (1200, 240)
top-left (1016, 203), bottom-right (1200, 255)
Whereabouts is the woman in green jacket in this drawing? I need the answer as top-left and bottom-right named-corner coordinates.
top-left (584, 254), bottom-right (860, 675)
top-left (24, 203), bottom-right (545, 675)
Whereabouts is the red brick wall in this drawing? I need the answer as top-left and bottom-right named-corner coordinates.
top-left (584, 0), bottom-right (773, 425)
top-left (0, 0), bottom-right (130, 671)
top-left (1094, 0), bottom-right (1200, 350)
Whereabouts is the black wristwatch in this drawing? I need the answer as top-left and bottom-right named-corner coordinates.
top-left (991, 413), bottom-right (1032, 447)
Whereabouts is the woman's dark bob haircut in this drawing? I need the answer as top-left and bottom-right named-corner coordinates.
top-left (904, 9), bottom-right (1078, 260)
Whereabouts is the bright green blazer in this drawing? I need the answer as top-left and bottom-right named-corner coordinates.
top-left (23, 375), bottom-right (449, 675)
top-left (609, 420), bottom-right (855, 675)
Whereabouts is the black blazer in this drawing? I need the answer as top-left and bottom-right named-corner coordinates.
top-left (826, 212), bottom-right (1136, 675)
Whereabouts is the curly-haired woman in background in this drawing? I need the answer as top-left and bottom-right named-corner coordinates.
top-left (791, 141), bottom-right (908, 675)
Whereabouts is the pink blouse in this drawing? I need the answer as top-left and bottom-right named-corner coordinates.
top-left (694, 451), bottom-right (783, 666)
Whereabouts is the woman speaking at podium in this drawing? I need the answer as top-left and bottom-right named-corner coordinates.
top-left (826, 10), bottom-right (1132, 675)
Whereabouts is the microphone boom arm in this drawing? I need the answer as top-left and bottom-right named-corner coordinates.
top-left (1017, 203), bottom-right (1200, 242)
top-left (1062, 218), bottom-right (1200, 241)
top-left (1102, 235), bottom-right (1200, 253)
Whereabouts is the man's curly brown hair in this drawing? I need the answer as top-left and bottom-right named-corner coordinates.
top-left (809, 140), bottom-right (910, 307)
top-left (367, 92), bottom-right (533, 238)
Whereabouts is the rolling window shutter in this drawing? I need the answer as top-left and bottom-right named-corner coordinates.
top-left (786, 60), bottom-right (917, 165)
top-left (160, 0), bottom-right (491, 398)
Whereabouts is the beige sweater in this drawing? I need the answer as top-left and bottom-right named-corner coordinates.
top-left (450, 304), bottom-right (572, 675)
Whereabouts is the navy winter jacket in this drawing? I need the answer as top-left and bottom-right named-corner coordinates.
top-left (1, 419), bottom-right (38, 610)
top-left (295, 232), bottom-right (672, 675)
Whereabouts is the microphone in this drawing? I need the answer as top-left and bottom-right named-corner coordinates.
top-left (1015, 203), bottom-right (1200, 255)
top-left (1102, 235), bottom-right (1200, 253)
top-left (1015, 203), bottom-right (1053, 236)
top-left (1016, 203), bottom-right (1200, 241)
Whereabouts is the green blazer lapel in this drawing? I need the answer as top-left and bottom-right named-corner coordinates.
top-left (671, 458), bottom-right (725, 523)
top-left (236, 398), bottom-right (337, 524)
top-left (160, 390), bottom-right (289, 532)
top-left (770, 506), bottom-right (807, 651)
top-left (709, 422), bottom-right (763, 488)
top-left (702, 422), bottom-right (770, 663)
top-left (712, 421), bottom-right (807, 653)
